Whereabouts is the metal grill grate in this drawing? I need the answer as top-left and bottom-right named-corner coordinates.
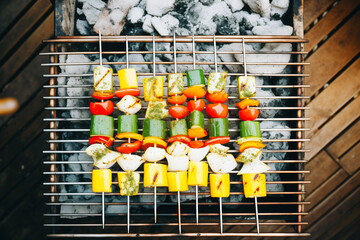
top-left (42, 35), bottom-right (310, 238)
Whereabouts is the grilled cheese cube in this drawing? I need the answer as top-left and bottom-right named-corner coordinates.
top-left (210, 173), bottom-right (230, 198)
top-left (143, 163), bottom-right (168, 187)
top-left (143, 76), bottom-right (163, 101)
top-left (118, 172), bottom-right (140, 196)
top-left (94, 66), bottom-right (113, 92)
top-left (238, 75), bottom-right (256, 99)
top-left (242, 173), bottom-right (266, 198)
top-left (188, 161), bottom-right (208, 187)
top-left (167, 171), bottom-right (188, 192)
top-left (118, 68), bottom-right (138, 89)
top-left (92, 169), bottom-right (112, 192)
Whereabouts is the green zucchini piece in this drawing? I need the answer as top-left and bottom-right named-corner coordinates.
top-left (168, 73), bottom-right (184, 95)
top-left (186, 110), bottom-right (204, 129)
top-left (238, 75), bottom-right (256, 99)
top-left (90, 115), bottom-right (114, 137)
top-left (207, 72), bottom-right (227, 94)
top-left (143, 118), bottom-right (166, 139)
top-left (186, 69), bottom-right (205, 87)
top-left (209, 118), bottom-right (229, 137)
top-left (118, 115), bottom-right (138, 134)
top-left (240, 121), bottom-right (261, 138)
top-left (169, 119), bottom-right (187, 137)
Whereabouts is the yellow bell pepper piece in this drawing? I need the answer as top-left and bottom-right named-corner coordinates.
top-left (94, 66), bottom-right (113, 93)
top-left (115, 132), bottom-right (143, 142)
top-left (210, 173), bottom-right (230, 198)
top-left (142, 137), bottom-right (167, 149)
top-left (118, 172), bottom-right (140, 196)
top-left (92, 169), bottom-right (112, 192)
top-left (188, 161), bottom-right (208, 187)
top-left (143, 76), bottom-right (163, 101)
top-left (143, 163), bottom-right (168, 187)
top-left (242, 173), bottom-right (266, 198)
top-left (167, 171), bottom-right (188, 192)
top-left (118, 68), bottom-right (138, 89)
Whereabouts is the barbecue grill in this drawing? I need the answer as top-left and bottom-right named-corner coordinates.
top-left (41, 33), bottom-right (310, 238)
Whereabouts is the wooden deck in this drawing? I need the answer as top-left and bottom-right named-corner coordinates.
top-left (0, 0), bottom-right (359, 239)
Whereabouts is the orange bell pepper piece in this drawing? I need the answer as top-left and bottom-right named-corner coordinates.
top-left (183, 86), bottom-right (206, 99)
top-left (188, 127), bottom-right (207, 139)
top-left (239, 141), bottom-right (266, 152)
top-left (236, 99), bottom-right (260, 109)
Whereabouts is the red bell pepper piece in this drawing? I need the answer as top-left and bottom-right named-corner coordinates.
top-left (238, 108), bottom-right (259, 121)
top-left (89, 136), bottom-right (115, 148)
top-left (115, 88), bottom-right (141, 99)
top-left (89, 100), bottom-right (114, 115)
top-left (187, 99), bottom-right (205, 112)
top-left (116, 140), bottom-right (142, 154)
top-left (206, 103), bottom-right (228, 118)
top-left (189, 140), bottom-right (205, 148)
top-left (169, 105), bottom-right (189, 119)
top-left (92, 92), bottom-right (114, 100)
top-left (205, 136), bottom-right (231, 146)
top-left (167, 95), bottom-right (187, 105)
top-left (168, 135), bottom-right (191, 145)
top-left (205, 92), bottom-right (228, 103)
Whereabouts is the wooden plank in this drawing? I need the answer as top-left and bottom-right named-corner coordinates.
top-left (305, 150), bottom-right (339, 194)
top-left (305, 0), bottom-right (360, 52)
top-left (305, 169), bottom-right (348, 212)
top-left (306, 58), bottom-right (360, 138)
top-left (307, 186), bottom-right (360, 239)
top-left (331, 215), bottom-right (360, 240)
top-left (0, 11), bottom-right (54, 90)
top-left (305, 95), bottom-right (360, 160)
top-left (327, 119), bottom-right (360, 158)
top-left (0, 0), bottom-right (52, 62)
top-left (0, 0), bottom-right (33, 37)
top-left (339, 142), bottom-right (360, 175)
top-left (305, 10), bottom-right (360, 97)
top-left (303, 0), bottom-right (336, 29)
top-left (305, 170), bottom-right (360, 226)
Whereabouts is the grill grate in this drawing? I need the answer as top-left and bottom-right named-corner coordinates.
top-left (42, 35), bottom-right (310, 238)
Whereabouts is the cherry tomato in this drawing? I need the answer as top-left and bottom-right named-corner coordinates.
top-left (238, 108), bottom-right (259, 121)
top-left (183, 86), bottom-right (206, 99)
top-left (189, 140), bottom-right (205, 148)
top-left (168, 135), bottom-right (191, 145)
top-left (206, 103), bottom-right (228, 118)
top-left (89, 136), bottom-right (115, 148)
top-left (235, 99), bottom-right (260, 109)
top-left (115, 88), bottom-right (141, 98)
top-left (92, 92), bottom-right (114, 100)
top-left (205, 136), bottom-right (230, 146)
top-left (89, 100), bottom-right (114, 115)
top-left (169, 105), bottom-right (189, 119)
top-left (187, 99), bottom-right (205, 112)
top-left (187, 127), bottom-right (207, 139)
top-left (116, 140), bottom-right (142, 154)
top-left (205, 92), bottom-right (228, 103)
top-left (167, 95), bottom-right (187, 105)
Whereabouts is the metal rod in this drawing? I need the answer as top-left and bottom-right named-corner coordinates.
top-left (102, 192), bottom-right (105, 229)
top-left (154, 186), bottom-right (157, 223)
top-left (219, 197), bottom-right (223, 234)
top-left (177, 191), bottom-right (182, 234)
top-left (173, 32), bottom-right (177, 73)
top-left (127, 195), bottom-right (130, 233)
top-left (196, 185), bottom-right (199, 224)
top-left (242, 38), bottom-right (247, 77)
top-left (152, 35), bottom-right (156, 77)
top-left (255, 196), bottom-right (260, 234)
top-left (126, 35), bottom-right (129, 69)
top-left (192, 35), bottom-right (196, 69)
top-left (213, 34), bottom-right (217, 72)
top-left (98, 30), bottom-right (102, 66)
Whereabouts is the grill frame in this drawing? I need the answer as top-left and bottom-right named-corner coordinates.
top-left (43, 35), bottom-right (310, 238)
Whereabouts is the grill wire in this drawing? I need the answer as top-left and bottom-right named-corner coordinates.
top-left (42, 35), bottom-right (310, 238)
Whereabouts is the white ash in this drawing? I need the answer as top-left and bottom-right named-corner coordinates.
top-left (271, 0), bottom-right (289, 18)
top-left (257, 88), bottom-right (282, 118)
top-left (243, 0), bottom-right (271, 19)
top-left (76, 19), bottom-right (91, 35)
top-left (145, 0), bottom-right (175, 17)
top-left (218, 43), bottom-right (242, 73)
top-left (64, 55), bottom-right (91, 74)
top-left (106, 197), bottom-right (127, 214)
top-left (252, 20), bottom-right (293, 35)
top-left (127, 7), bottom-right (145, 24)
top-left (66, 77), bottom-right (91, 97)
top-left (56, 75), bottom-right (67, 107)
top-left (225, 0), bottom-right (245, 12)
top-left (142, 14), bottom-right (154, 34)
top-left (82, 0), bottom-right (106, 25)
top-left (151, 14), bottom-right (180, 36)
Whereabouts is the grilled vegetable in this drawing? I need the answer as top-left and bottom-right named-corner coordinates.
top-left (118, 115), bottom-right (138, 134)
top-left (239, 108), bottom-right (259, 121)
top-left (183, 85), bottom-right (206, 99)
top-left (206, 91), bottom-right (228, 103)
top-left (207, 72), bottom-right (227, 94)
top-left (143, 119), bottom-right (166, 139)
top-left (116, 154), bottom-right (144, 172)
top-left (118, 172), bottom-right (140, 196)
top-left (116, 95), bottom-right (142, 115)
top-left (89, 136), bottom-right (115, 148)
top-left (94, 65), bottom-right (113, 92)
top-left (206, 103), bottom-right (228, 118)
top-left (86, 144), bottom-right (120, 169)
top-left (167, 135), bottom-right (191, 145)
top-left (207, 153), bottom-right (237, 174)
top-left (166, 141), bottom-right (190, 156)
top-left (92, 92), bottom-right (114, 100)
top-left (92, 169), bottom-right (112, 192)
top-left (188, 161), bottom-right (208, 187)
top-left (189, 140), bottom-right (205, 148)
top-left (141, 137), bottom-right (167, 150)
top-left (209, 118), bottom-right (229, 137)
top-left (115, 132), bottom-right (143, 141)
top-left (187, 99), bottom-right (205, 112)
top-left (209, 173), bottom-right (230, 198)
top-left (204, 136), bottom-right (230, 146)
top-left (186, 69), bottom-right (205, 87)
top-left (242, 173), bottom-right (267, 198)
top-left (236, 148), bottom-right (261, 163)
top-left (236, 136), bottom-right (263, 145)
top-left (116, 140), bottom-right (142, 154)
top-left (143, 146), bottom-right (166, 162)
top-left (236, 99), bottom-right (260, 109)
top-left (90, 101), bottom-right (114, 115)
top-left (167, 94), bottom-right (187, 105)
top-left (118, 68), bottom-right (138, 89)
top-left (167, 171), bottom-right (189, 192)
top-left (168, 73), bottom-right (184, 96)
top-left (143, 163), bottom-right (168, 187)
top-left (240, 121), bottom-right (261, 138)
top-left (238, 75), bottom-right (256, 99)
top-left (239, 141), bottom-right (266, 152)
top-left (188, 127), bottom-right (207, 139)
top-left (145, 101), bottom-right (168, 119)
top-left (143, 76), bottom-right (163, 101)
top-left (188, 145), bottom-right (209, 162)
top-left (90, 115), bottom-right (114, 137)
top-left (115, 88), bottom-right (141, 98)
top-left (169, 119), bottom-right (188, 137)
top-left (209, 144), bottom-right (229, 155)
top-left (165, 153), bottom-right (189, 172)
top-left (237, 159), bottom-right (270, 175)
top-left (169, 105), bottom-right (189, 119)
top-left (187, 110), bottom-right (204, 129)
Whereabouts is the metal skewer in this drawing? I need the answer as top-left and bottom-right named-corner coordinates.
top-left (125, 37), bottom-right (131, 233)
top-left (152, 35), bottom-right (158, 224)
top-left (242, 37), bottom-right (260, 234)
